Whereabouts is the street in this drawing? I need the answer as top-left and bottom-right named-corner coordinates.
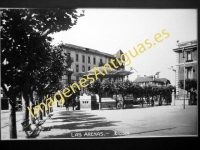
top-left (1, 104), bottom-right (197, 139)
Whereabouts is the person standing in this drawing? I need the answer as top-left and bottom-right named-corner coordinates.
top-left (75, 95), bottom-right (80, 110)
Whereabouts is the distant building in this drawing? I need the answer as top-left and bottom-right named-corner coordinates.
top-left (172, 40), bottom-right (198, 96)
top-left (60, 43), bottom-right (125, 85)
top-left (133, 75), bottom-right (170, 86)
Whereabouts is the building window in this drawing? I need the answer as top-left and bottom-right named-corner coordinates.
top-left (100, 58), bottom-right (103, 63)
top-left (82, 55), bottom-right (85, 63)
top-left (76, 65), bottom-right (79, 72)
top-left (82, 65), bottom-right (85, 72)
top-left (187, 51), bottom-right (192, 61)
top-left (187, 67), bottom-right (193, 79)
top-left (76, 54), bottom-right (79, 61)
top-left (93, 57), bottom-right (96, 64)
top-left (88, 56), bottom-right (90, 63)
top-left (88, 66), bottom-right (91, 71)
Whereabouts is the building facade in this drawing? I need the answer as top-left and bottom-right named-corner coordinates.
top-left (172, 40), bottom-right (198, 96)
top-left (60, 43), bottom-right (125, 85)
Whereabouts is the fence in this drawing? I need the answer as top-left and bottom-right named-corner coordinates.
top-left (175, 94), bottom-right (190, 100)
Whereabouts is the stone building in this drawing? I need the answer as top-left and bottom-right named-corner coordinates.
top-left (60, 43), bottom-right (125, 85)
top-left (172, 40), bottom-right (198, 96)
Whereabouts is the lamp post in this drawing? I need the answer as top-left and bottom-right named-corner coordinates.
top-left (177, 40), bottom-right (186, 109)
top-left (127, 67), bottom-right (138, 80)
top-left (182, 48), bottom-right (185, 109)
top-left (168, 66), bottom-right (176, 105)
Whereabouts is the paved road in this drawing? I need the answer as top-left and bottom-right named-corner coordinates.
top-left (1, 105), bottom-right (197, 139)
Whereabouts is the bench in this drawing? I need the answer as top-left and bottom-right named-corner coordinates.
top-left (21, 119), bottom-right (40, 138)
top-left (33, 110), bottom-right (54, 130)
top-left (101, 101), bottom-right (116, 109)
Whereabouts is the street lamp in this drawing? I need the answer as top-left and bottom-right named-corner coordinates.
top-left (127, 67), bottom-right (138, 80)
top-left (130, 67), bottom-right (138, 73)
top-left (177, 40), bottom-right (186, 109)
top-left (168, 66), bottom-right (176, 105)
top-left (182, 48), bottom-right (186, 109)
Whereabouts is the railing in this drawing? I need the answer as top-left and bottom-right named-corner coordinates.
top-left (99, 62), bottom-right (104, 67)
top-left (178, 40), bottom-right (197, 48)
top-left (175, 94), bottom-right (190, 99)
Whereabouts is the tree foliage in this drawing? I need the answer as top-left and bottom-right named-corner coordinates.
top-left (87, 79), bottom-right (111, 95)
top-left (178, 79), bottom-right (197, 93)
top-left (1, 8), bottom-right (84, 138)
top-left (1, 8), bottom-right (84, 98)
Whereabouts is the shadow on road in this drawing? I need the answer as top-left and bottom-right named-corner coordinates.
top-left (43, 110), bottom-right (121, 138)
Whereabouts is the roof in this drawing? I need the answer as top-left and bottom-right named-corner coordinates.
top-left (133, 77), bottom-right (169, 83)
top-left (62, 43), bottom-right (115, 58)
top-left (173, 40), bottom-right (197, 53)
top-left (134, 77), bottom-right (153, 83)
top-left (73, 67), bottom-right (133, 77)
top-left (159, 78), bottom-right (171, 84)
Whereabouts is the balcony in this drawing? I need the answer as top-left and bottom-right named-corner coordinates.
top-left (99, 62), bottom-right (104, 67)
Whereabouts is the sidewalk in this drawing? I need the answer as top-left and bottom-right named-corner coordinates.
top-left (1, 104), bottom-right (197, 139)
top-left (1, 107), bottom-right (61, 139)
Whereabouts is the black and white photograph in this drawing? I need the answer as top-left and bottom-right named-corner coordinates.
top-left (1, 7), bottom-right (198, 140)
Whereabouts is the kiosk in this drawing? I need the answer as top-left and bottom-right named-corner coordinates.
top-left (80, 94), bottom-right (92, 110)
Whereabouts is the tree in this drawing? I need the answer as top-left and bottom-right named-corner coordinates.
top-left (111, 80), bottom-right (132, 109)
top-left (179, 79), bottom-right (197, 93)
top-left (87, 79), bottom-right (111, 110)
top-left (32, 45), bottom-right (68, 121)
top-left (1, 8), bottom-right (84, 138)
top-left (131, 83), bottom-right (145, 107)
top-left (179, 79), bottom-right (197, 104)
top-left (142, 85), bottom-right (153, 106)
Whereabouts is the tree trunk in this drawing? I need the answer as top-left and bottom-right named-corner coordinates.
top-left (115, 97), bottom-right (118, 109)
top-left (99, 93), bottom-right (101, 110)
top-left (50, 94), bottom-right (53, 112)
top-left (21, 89), bottom-right (30, 131)
top-left (159, 95), bottom-right (162, 106)
top-left (122, 95), bottom-right (125, 109)
top-left (9, 97), bottom-right (17, 138)
top-left (29, 91), bottom-right (35, 124)
top-left (38, 93), bottom-right (43, 120)
top-left (141, 97), bottom-right (143, 107)
top-left (43, 96), bottom-right (46, 117)
top-left (151, 96), bottom-right (154, 106)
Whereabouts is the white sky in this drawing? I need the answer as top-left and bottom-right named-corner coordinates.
top-left (51, 9), bottom-right (197, 85)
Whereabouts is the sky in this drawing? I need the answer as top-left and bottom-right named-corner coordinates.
top-left (50, 9), bottom-right (197, 85)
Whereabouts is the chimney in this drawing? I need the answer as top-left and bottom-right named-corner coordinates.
top-left (144, 75), bottom-right (146, 77)
top-left (137, 75), bottom-right (140, 78)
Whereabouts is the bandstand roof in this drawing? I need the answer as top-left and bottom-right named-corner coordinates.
top-left (73, 66), bottom-right (133, 78)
